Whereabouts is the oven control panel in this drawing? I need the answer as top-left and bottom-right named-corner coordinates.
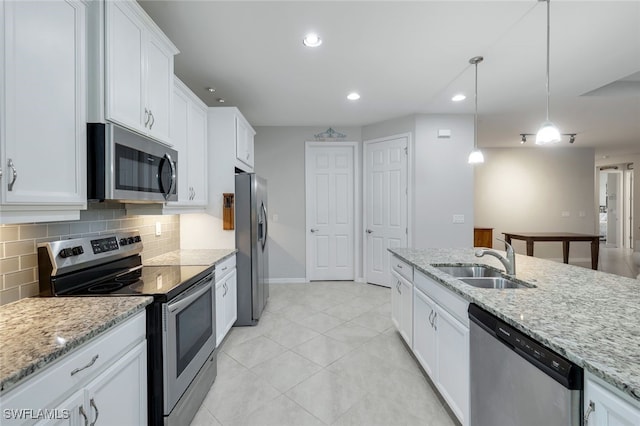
top-left (91, 236), bottom-right (120, 254)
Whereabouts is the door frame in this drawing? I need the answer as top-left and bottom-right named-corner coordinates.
top-left (304, 141), bottom-right (360, 282)
top-left (362, 133), bottom-right (413, 285)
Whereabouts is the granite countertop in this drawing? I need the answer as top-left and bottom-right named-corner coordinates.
top-left (144, 249), bottom-right (237, 267)
top-left (389, 248), bottom-right (640, 403)
top-left (0, 296), bottom-right (152, 394)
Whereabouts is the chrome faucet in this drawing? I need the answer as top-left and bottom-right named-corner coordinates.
top-left (475, 238), bottom-right (516, 276)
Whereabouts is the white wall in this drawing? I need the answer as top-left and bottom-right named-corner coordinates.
top-left (475, 147), bottom-right (596, 260)
top-left (253, 126), bottom-right (363, 281)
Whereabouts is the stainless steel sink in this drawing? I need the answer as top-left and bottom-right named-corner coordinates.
top-left (434, 265), bottom-right (503, 278)
top-left (460, 277), bottom-right (530, 289)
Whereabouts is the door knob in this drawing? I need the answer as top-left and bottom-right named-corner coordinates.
top-left (310, 228), bottom-right (319, 233)
top-left (366, 229), bottom-right (373, 234)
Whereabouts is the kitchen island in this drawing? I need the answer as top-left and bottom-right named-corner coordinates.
top-left (389, 247), bottom-right (640, 404)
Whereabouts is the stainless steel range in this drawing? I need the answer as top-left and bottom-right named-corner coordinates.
top-left (38, 231), bottom-right (217, 426)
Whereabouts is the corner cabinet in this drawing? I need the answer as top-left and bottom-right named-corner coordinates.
top-left (209, 107), bottom-right (256, 173)
top-left (390, 255), bottom-right (413, 347)
top-left (89, 0), bottom-right (178, 145)
top-left (413, 270), bottom-right (469, 426)
top-left (0, 0), bottom-right (87, 224)
top-left (0, 312), bottom-right (147, 426)
top-left (584, 373), bottom-right (640, 426)
top-left (215, 255), bottom-right (237, 346)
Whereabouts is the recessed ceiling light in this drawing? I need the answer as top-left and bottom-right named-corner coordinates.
top-left (207, 87), bottom-right (216, 93)
top-left (452, 94), bottom-right (466, 102)
top-left (303, 33), bottom-right (322, 47)
top-left (217, 98), bottom-right (225, 103)
top-left (347, 92), bottom-right (360, 101)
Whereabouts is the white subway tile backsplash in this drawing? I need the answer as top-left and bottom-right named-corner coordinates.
top-left (0, 204), bottom-right (180, 305)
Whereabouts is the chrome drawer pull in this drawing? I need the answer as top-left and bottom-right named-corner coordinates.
top-left (89, 398), bottom-right (99, 426)
top-left (70, 354), bottom-right (99, 376)
top-left (8, 159), bottom-right (17, 191)
top-left (79, 406), bottom-right (89, 426)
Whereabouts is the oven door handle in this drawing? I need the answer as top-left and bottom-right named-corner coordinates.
top-left (114, 264), bottom-right (143, 278)
top-left (168, 274), bottom-right (214, 313)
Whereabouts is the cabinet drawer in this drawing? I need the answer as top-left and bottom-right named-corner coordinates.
top-left (415, 271), bottom-right (469, 326)
top-left (392, 256), bottom-right (413, 282)
top-left (215, 255), bottom-right (236, 282)
top-left (1, 312), bottom-right (146, 416)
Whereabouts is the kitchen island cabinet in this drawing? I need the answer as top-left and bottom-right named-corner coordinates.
top-left (584, 373), bottom-right (640, 426)
top-left (0, 297), bottom-right (151, 425)
top-left (388, 247), bottom-right (640, 413)
top-left (0, 0), bottom-right (87, 224)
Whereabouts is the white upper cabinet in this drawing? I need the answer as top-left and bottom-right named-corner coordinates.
top-left (235, 115), bottom-right (255, 171)
top-left (169, 78), bottom-right (207, 208)
top-left (0, 0), bottom-right (87, 224)
top-left (101, 0), bottom-right (178, 144)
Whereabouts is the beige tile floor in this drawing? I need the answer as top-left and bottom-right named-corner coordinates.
top-left (191, 281), bottom-right (457, 426)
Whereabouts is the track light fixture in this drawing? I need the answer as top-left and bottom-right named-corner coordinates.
top-left (519, 133), bottom-right (576, 144)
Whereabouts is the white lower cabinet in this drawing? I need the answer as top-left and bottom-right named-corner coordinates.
top-left (1, 312), bottom-right (147, 426)
top-left (413, 271), bottom-right (469, 426)
top-left (391, 269), bottom-right (413, 347)
top-left (584, 373), bottom-right (640, 426)
top-left (215, 255), bottom-right (237, 346)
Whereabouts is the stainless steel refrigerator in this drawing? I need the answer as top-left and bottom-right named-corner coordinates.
top-left (235, 173), bottom-right (269, 326)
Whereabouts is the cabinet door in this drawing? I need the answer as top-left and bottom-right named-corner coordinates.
top-left (235, 117), bottom-right (254, 169)
top-left (35, 390), bottom-right (85, 426)
top-left (187, 101), bottom-right (207, 206)
top-left (215, 280), bottom-right (225, 347)
top-left (435, 305), bottom-right (469, 426)
top-left (171, 86), bottom-right (189, 204)
top-left (105, 1), bottom-right (145, 134)
top-left (585, 377), bottom-right (640, 426)
top-left (145, 33), bottom-right (173, 144)
top-left (84, 341), bottom-right (147, 426)
top-left (224, 269), bottom-right (238, 334)
top-left (390, 271), bottom-right (402, 332)
top-left (399, 275), bottom-right (413, 347)
top-left (413, 287), bottom-right (437, 379)
top-left (2, 0), bottom-right (86, 205)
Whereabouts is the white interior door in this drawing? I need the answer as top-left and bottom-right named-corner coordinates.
top-left (364, 137), bottom-right (408, 287)
top-left (305, 143), bottom-right (355, 281)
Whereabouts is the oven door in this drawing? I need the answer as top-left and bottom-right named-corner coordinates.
top-left (163, 274), bottom-right (216, 413)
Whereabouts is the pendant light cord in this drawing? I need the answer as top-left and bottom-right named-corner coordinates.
top-left (545, 0), bottom-right (551, 121)
top-left (474, 61), bottom-right (478, 150)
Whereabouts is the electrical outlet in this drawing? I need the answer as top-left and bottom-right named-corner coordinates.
top-left (561, 211), bottom-right (570, 217)
top-left (579, 211), bottom-right (586, 217)
top-left (155, 222), bottom-right (162, 236)
top-left (453, 214), bottom-right (465, 224)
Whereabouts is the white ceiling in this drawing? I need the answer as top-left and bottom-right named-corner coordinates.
top-left (138, 1), bottom-right (640, 156)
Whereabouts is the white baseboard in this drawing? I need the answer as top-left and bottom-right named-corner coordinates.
top-left (265, 278), bottom-right (307, 284)
top-left (355, 276), bottom-right (365, 283)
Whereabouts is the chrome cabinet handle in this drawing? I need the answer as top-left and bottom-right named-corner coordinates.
top-left (428, 309), bottom-right (434, 326)
top-left (433, 312), bottom-right (438, 331)
top-left (310, 228), bottom-right (319, 233)
top-left (7, 159), bottom-right (17, 191)
top-left (89, 398), bottom-right (99, 426)
top-left (366, 229), bottom-right (373, 234)
top-left (584, 400), bottom-right (595, 426)
top-left (144, 108), bottom-right (150, 127)
top-left (70, 354), bottom-right (99, 376)
top-left (149, 110), bottom-right (155, 129)
top-left (396, 264), bottom-right (403, 269)
top-left (79, 406), bottom-right (89, 426)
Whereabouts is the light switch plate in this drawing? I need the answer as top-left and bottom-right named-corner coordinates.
top-left (453, 214), bottom-right (465, 224)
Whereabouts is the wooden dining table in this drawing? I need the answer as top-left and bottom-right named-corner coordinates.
top-left (502, 232), bottom-right (601, 270)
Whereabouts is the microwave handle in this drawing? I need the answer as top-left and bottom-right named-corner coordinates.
top-left (162, 153), bottom-right (177, 200)
top-left (169, 273), bottom-right (213, 313)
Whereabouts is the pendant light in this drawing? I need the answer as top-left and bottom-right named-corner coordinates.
top-left (535, 0), bottom-right (561, 145)
top-left (468, 56), bottom-right (484, 164)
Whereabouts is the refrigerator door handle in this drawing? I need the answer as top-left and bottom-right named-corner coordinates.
top-left (261, 202), bottom-right (268, 251)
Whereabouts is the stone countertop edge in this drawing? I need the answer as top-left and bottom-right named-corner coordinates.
top-left (389, 247), bottom-right (640, 403)
top-left (144, 248), bottom-right (237, 267)
top-left (0, 296), bottom-right (153, 394)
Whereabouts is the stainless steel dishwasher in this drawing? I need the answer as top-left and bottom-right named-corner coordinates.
top-left (468, 304), bottom-right (583, 426)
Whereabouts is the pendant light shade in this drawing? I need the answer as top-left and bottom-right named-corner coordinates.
top-left (468, 56), bottom-right (484, 164)
top-left (536, 0), bottom-right (561, 145)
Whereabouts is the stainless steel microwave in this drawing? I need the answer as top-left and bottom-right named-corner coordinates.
top-left (87, 123), bottom-right (178, 202)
